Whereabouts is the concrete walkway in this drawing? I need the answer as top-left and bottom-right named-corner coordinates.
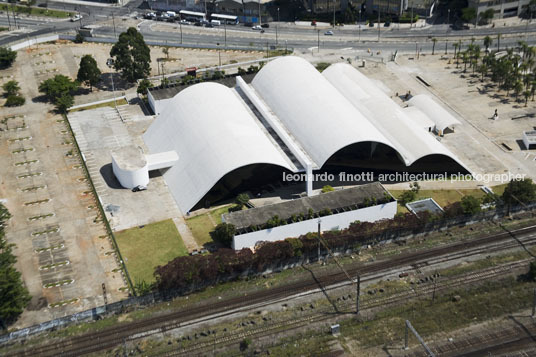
top-left (172, 216), bottom-right (200, 252)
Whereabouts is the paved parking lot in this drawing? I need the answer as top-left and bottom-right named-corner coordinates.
top-left (0, 45), bottom-right (128, 328)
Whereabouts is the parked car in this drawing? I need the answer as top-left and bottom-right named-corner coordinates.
top-left (252, 25), bottom-right (262, 30)
top-left (324, 30), bottom-right (333, 35)
top-left (70, 14), bottom-right (82, 22)
top-left (132, 185), bottom-right (147, 192)
top-left (261, 23), bottom-right (269, 28)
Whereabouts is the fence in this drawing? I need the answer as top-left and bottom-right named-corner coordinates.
top-left (1, 201), bottom-right (535, 344)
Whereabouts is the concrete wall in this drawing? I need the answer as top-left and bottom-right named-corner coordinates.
top-left (232, 200), bottom-right (397, 250)
top-left (10, 34), bottom-right (59, 51)
top-left (147, 89), bottom-right (157, 114)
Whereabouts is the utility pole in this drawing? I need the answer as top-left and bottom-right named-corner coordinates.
top-left (356, 275), bottom-right (361, 315)
top-left (6, 6), bottom-right (11, 30)
top-left (377, 7), bottom-right (381, 42)
top-left (276, 7), bottom-right (279, 45)
top-left (532, 287), bottom-right (536, 316)
top-left (179, 16), bottom-right (183, 44)
top-left (317, 220), bottom-right (321, 262)
top-left (447, 8), bottom-right (450, 28)
top-left (333, 0), bottom-right (336, 28)
top-left (445, 40), bottom-right (448, 54)
top-left (224, 20), bottom-right (227, 48)
top-left (358, 10), bottom-right (361, 42)
top-left (258, 0), bottom-right (261, 27)
top-left (410, 1), bottom-right (413, 29)
top-left (217, 42), bottom-right (221, 67)
top-left (317, 29), bottom-right (320, 52)
top-left (112, 12), bottom-right (117, 39)
top-left (405, 320), bottom-right (436, 356)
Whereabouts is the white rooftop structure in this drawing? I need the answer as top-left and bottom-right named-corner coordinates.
top-left (111, 146), bottom-right (178, 189)
top-left (322, 63), bottom-right (460, 166)
top-left (144, 57), bottom-right (467, 213)
top-left (143, 82), bottom-right (295, 213)
top-left (407, 94), bottom-right (462, 134)
top-left (523, 130), bottom-right (536, 150)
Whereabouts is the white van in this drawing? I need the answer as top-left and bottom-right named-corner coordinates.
top-left (211, 19), bottom-right (221, 26)
top-left (166, 11), bottom-right (176, 18)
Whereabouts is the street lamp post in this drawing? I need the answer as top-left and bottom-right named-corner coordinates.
top-left (317, 29), bottom-right (320, 53)
top-left (224, 19), bottom-right (227, 48)
top-left (217, 42), bottom-right (221, 67)
top-left (333, 0), bottom-right (336, 28)
top-left (377, 7), bottom-right (381, 42)
top-left (179, 15), bottom-right (183, 44)
top-left (276, 7), bottom-right (279, 46)
top-left (107, 58), bottom-right (117, 110)
top-left (258, 0), bottom-right (261, 27)
top-left (358, 10), bottom-right (361, 42)
top-left (447, 8), bottom-right (450, 28)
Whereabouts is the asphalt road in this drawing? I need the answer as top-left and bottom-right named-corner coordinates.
top-left (1, 1), bottom-right (536, 52)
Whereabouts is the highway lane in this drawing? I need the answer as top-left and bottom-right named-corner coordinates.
top-left (1, 8), bottom-right (535, 52)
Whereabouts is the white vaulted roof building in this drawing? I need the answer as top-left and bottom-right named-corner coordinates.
top-left (144, 56), bottom-right (468, 213)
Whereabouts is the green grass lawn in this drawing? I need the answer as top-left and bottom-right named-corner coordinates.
top-left (115, 219), bottom-right (187, 284)
top-left (390, 184), bottom-right (508, 213)
top-left (186, 205), bottom-right (232, 246)
top-left (0, 4), bottom-right (72, 18)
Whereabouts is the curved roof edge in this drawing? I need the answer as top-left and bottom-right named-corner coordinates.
top-left (322, 62), bottom-right (467, 167)
top-left (143, 82), bottom-right (296, 213)
top-left (408, 94), bottom-right (462, 132)
top-left (252, 56), bottom-right (398, 168)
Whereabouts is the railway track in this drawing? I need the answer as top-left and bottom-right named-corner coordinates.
top-left (162, 259), bottom-right (531, 356)
top-left (6, 223), bottom-right (536, 357)
top-left (404, 317), bottom-right (536, 356)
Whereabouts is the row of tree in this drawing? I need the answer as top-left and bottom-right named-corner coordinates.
top-left (0, 204), bottom-right (31, 329)
top-left (156, 179), bottom-right (536, 294)
top-left (452, 38), bottom-right (536, 106)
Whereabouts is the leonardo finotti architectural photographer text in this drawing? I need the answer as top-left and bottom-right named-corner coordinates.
top-left (282, 172), bottom-right (526, 184)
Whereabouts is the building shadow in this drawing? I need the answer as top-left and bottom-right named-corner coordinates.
top-left (100, 163), bottom-right (124, 189)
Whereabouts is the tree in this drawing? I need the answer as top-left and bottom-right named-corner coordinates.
top-left (410, 181), bottom-right (420, 194)
top-left (528, 261), bottom-right (536, 281)
top-left (55, 92), bottom-right (74, 113)
top-left (460, 195), bottom-right (481, 215)
top-left (5, 95), bottom-right (25, 107)
top-left (110, 27), bottom-right (151, 83)
top-left (77, 55), bottom-right (101, 91)
top-left (502, 178), bottom-right (536, 207)
top-left (431, 38), bottom-right (437, 55)
top-left (162, 46), bottom-right (169, 60)
top-left (480, 9), bottom-right (494, 24)
top-left (137, 78), bottom-right (153, 96)
top-left (73, 33), bottom-right (84, 44)
top-left (321, 185), bottom-right (335, 193)
top-left (39, 75), bottom-right (79, 103)
top-left (211, 223), bottom-right (236, 247)
top-left (0, 203), bottom-right (31, 329)
top-left (399, 190), bottom-right (416, 205)
top-left (483, 36), bottom-right (492, 52)
top-left (0, 47), bottom-right (16, 69)
top-left (524, 90), bottom-right (531, 106)
top-left (2, 80), bottom-right (20, 97)
top-left (235, 193), bottom-right (250, 209)
top-left (461, 7), bottom-right (477, 23)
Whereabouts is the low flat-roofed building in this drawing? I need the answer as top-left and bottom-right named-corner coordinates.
top-left (406, 197), bottom-right (443, 217)
top-left (523, 130), bottom-right (536, 150)
top-left (223, 182), bottom-right (397, 250)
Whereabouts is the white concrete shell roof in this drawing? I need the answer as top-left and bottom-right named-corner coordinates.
top-left (251, 56), bottom-right (394, 168)
top-left (322, 63), bottom-right (463, 166)
top-left (407, 94), bottom-right (462, 133)
top-left (143, 82), bottom-right (295, 213)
